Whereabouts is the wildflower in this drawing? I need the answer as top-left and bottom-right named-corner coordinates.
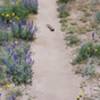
top-left (5, 83), bottom-right (12, 88)
top-left (15, 16), bottom-right (19, 20)
top-left (2, 59), bottom-right (8, 65)
top-left (12, 52), bottom-right (18, 64)
top-left (79, 89), bottom-right (84, 97)
top-left (76, 96), bottom-right (80, 100)
top-left (12, 13), bottom-right (15, 16)
top-left (6, 14), bottom-right (9, 17)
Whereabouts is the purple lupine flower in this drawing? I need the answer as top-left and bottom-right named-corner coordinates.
top-left (2, 59), bottom-right (9, 65)
top-left (25, 51), bottom-right (33, 65)
top-left (25, 57), bottom-right (33, 65)
top-left (8, 93), bottom-right (16, 100)
top-left (11, 43), bottom-right (16, 49)
top-left (12, 52), bottom-right (18, 64)
top-left (0, 93), bottom-right (2, 96)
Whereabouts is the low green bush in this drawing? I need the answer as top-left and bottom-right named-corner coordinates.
top-left (11, 22), bottom-right (36, 40)
top-left (96, 11), bottom-right (100, 23)
top-left (0, 65), bottom-right (7, 84)
top-left (22, 0), bottom-right (38, 14)
top-left (58, 0), bottom-right (70, 3)
top-left (74, 43), bottom-right (100, 64)
top-left (0, 31), bottom-right (13, 44)
top-left (82, 64), bottom-right (95, 77)
top-left (0, 5), bottom-right (30, 23)
top-left (74, 42), bottom-right (94, 64)
top-left (0, 42), bottom-right (33, 85)
top-left (65, 35), bottom-right (80, 46)
top-left (58, 11), bottom-right (69, 18)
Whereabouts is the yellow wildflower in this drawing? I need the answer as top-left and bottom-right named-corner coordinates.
top-left (15, 16), bottom-right (19, 20)
top-left (12, 13), bottom-right (15, 16)
top-left (76, 96), bottom-right (80, 100)
top-left (5, 83), bottom-right (12, 88)
top-left (6, 14), bottom-right (9, 17)
top-left (79, 89), bottom-right (84, 97)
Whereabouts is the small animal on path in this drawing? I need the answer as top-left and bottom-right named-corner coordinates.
top-left (46, 24), bottom-right (55, 31)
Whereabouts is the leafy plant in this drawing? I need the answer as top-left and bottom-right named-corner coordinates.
top-left (22, 0), bottom-right (38, 14)
top-left (82, 64), bottom-right (95, 77)
top-left (0, 42), bottom-right (33, 85)
top-left (0, 65), bottom-right (7, 84)
top-left (0, 30), bottom-right (15, 45)
top-left (96, 11), bottom-right (100, 23)
top-left (59, 11), bottom-right (69, 18)
top-left (6, 89), bottom-right (22, 100)
top-left (74, 42), bottom-right (94, 64)
top-left (94, 44), bottom-right (100, 57)
top-left (58, 0), bottom-right (71, 3)
top-left (67, 24), bottom-right (77, 33)
top-left (11, 21), bottom-right (37, 40)
top-left (65, 34), bottom-right (80, 46)
top-left (74, 42), bottom-right (100, 64)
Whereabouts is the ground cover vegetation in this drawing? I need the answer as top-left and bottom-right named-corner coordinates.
top-left (0, 0), bottom-right (38, 99)
top-left (57, 0), bottom-right (100, 100)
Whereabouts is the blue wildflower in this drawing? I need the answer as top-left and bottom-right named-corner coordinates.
top-left (2, 59), bottom-right (8, 65)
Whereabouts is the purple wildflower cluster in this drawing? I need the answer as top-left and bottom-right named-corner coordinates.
top-left (22, 0), bottom-right (38, 13)
top-left (0, 41), bottom-right (33, 84)
top-left (2, 42), bottom-right (33, 66)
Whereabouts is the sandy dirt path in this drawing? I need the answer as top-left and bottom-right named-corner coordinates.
top-left (30, 0), bottom-right (82, 100)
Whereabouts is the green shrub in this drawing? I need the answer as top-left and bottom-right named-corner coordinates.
top-left (96, 12), bottom-right (100, 23)
top-left (82, 65), bottom-right (95, 77)
top-left (0, 5), bottom-right (30, 23)
top-left (94, 44), bottom-right (100, 57)
top-left (12, 5), bottom-right (30, 20)
top-left (58, 0), bottom-right (70, 3)
top-left (6, 89), bottom-right (22, 100)
top-left (65, 35), bottom-right (80, 46)
top-left (0, 30), bottom-right (14, 44)
top-left (22, 0), bottom-right (38, 14)
top-left (75, 42), bottom-right (94, 64)
top-left (74, 43), bottom-right (100, 64)
top-left (0, 65), bottom-right (7, 84)
top-left (58, 11), bottom-right (69, 18)
top-left (0, 42), bottom-right (33, 85)
top-left (67, 24), bottom-right (77, 33)
top-left (11, 22), bottom-right (36, 41)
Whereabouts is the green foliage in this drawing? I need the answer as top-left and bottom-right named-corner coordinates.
top-left (0, 5), bottom-right (30, 22)
top-left (12, 5), bottom-right (30, 20)
top-left (65, 35), bottom-right (80, 46)
top-left (11, 22), bottom-right (35, 40)
top-left (58, 11), bottom-right (69, 18)
top-left (82, 64), bottom-right (95, 77)
top-left (96, 11), bottom-right (100, 23)
top-left (94, 44), bottom-right (100, 57)
top-left (0, 31), bottom-right (13, 44)
top-left (75, 42), bottom-right (94, 64)
top-left (67, 24), bottom-right (77, 33)
top-left (6, 89), bottom-right (22, 100)
top-left (74, 42), bottom-right (100, 64)
top-left (0, 65), bottom-right (7, 84)
top-left (0, 42), bottom-right (33, 85)
top-left (58, 0), bottom-right (70, 3)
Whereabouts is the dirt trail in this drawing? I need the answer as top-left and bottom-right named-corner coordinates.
top-left (30, 0), bottom-right (82, 100)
